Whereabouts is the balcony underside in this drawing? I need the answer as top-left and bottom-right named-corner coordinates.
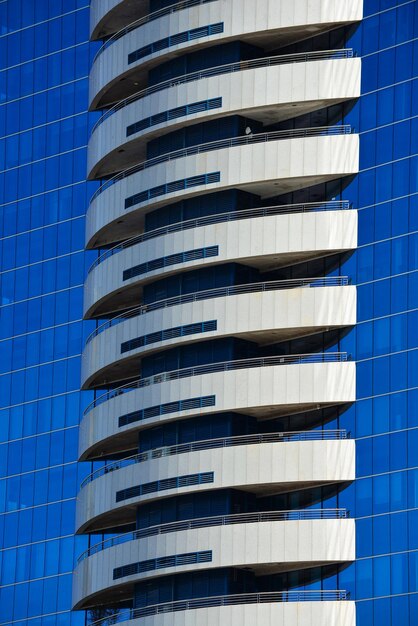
top-left (90, 0), bottom-right (148, 39)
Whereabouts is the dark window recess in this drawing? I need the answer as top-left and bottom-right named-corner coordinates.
top-left (118, 395), bottom-right (216, 428)
top-left (123, 246), bottom-right (219, 281)
top-left (127, 98), bottom-right (222, 137)
top-left (114, 551), bottom-right (212, 579)
top-left (121, 320), bottom-right (217, 354)
top-left (134, 566), bottom-right (251, 607)
top-left (128, 23), bottom-right (224, 64)
top-left (144, 189), bottom-right (257, 232)
top-left (115, 472), bottom-right (215, 502)
top-left (125, 171), bottom-right (221, 210)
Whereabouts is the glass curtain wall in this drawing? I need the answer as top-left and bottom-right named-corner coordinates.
top-left (0, 1), bottom-right (96, 625)
top-left (339, 0), bottom-right (418, 624)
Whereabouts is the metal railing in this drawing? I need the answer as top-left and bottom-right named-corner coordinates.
top-left (94, 0), bottom-right (217, 63)
top-left (85, 275), bottom-right (350, 344)
top-left (91, 48), bottom-right (353, 133)
top-left (90, 124), bottom-right (351, 204)
top-left (77, 507), bottom-right (349, 564)
top-left (87, 200), bottom-right (351, 274)
top-left (93, 0), bottom-right (215, 63)
top-left (84, 351), bottom-right (349, 416)
top-left (89, 590), bottom-right (350, 625)
top-left (80, 429), bottom-right (348, 488)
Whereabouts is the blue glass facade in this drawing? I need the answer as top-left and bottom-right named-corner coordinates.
top-left (339, 0), bottom-right (418, 622)
top-left (1, 1), bottom-right (418, 625)
top-left (0, 2), bottom-right (96, 624)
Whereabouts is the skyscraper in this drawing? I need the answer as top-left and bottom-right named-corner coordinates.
top-left (75, 0), bottom-right (361, 622)
top-left (2, 1), bottom-right (418, 626)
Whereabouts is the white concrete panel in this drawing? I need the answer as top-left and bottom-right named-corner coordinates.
top-left (73, 519), bottom-right (355, 607)
top-left (76, 438), bottom-right (355, 531)
top-left (82, 285), bottom-right (357, 388)
top-left (84, 208), bottom-right (358, 316)
top-left (78, 360), bottom-right (356, 460)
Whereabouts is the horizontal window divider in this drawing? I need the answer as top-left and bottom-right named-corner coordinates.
top-left (117, 395), bottom-right (216, 429)
top-left (84, 350), bottom-right (349, 415)
top-left (80, 429), bottom-right (348, 489)
top-left (113, 550), bottom-right (212, 580)
top-left (126, 96), bottom-right (222, 137)
top-left (120, 319), bottom-right (217, 353)
top-left (127, 22), bottom-right (224, 65)
top-left (115, 471), bottom-right (214, 503)
top-left (124, 171), bottom-right (220, 210)
top-left (91, 48), bottom-right (353, 134)
top-left (122, 245), bottom-right (219, 280)
top-left (85, 275), bottom-right (350, 343)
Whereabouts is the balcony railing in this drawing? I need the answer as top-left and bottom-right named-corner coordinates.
top-left (80, 429), bottom-right (348, 488)
top-left (85, 275), bottom-right (350, 343)
top-left (87, 200), bottom-right (351, 274)
top-left (94, 0), bottom-right (217, 63)
top-left (77, 507), bottom-right (349, 564)
top-left (91, 48), bottom-right (353, 133)
top-left (90, 124), bottom-right (351, 204)
top-left (89, 590), bottom-right (351, 625)
top-left (84, 351), bottom-right (349, 415)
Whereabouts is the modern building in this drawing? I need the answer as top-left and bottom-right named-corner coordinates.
top-left (75, 0), bottom-right (361, 623)
top-left (1, 1), bottom-right (418, 626)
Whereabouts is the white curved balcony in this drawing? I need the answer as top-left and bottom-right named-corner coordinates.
top-left (76, 433), bottom-right (355, 531)
top-left (81, 279), bottom-right (356, 388)
top-left (84, 201), bottom-right (357, 318)
top-left (75, 596), bottom-right (356, 626)
top-left (89, 0), bottom-right (363, 108)
top-left (86, 128), bottom-right (359, 249)
top-left (78, 354), bottom-right (356, 460)
top-left (72, 513), bottom-right (355, 608)
top-left (77, 500), bottom-right (350, 563)
top-left (80, 428), bottom-right (350, 489)
top-left (88, 51), bottom-right (361, 178)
